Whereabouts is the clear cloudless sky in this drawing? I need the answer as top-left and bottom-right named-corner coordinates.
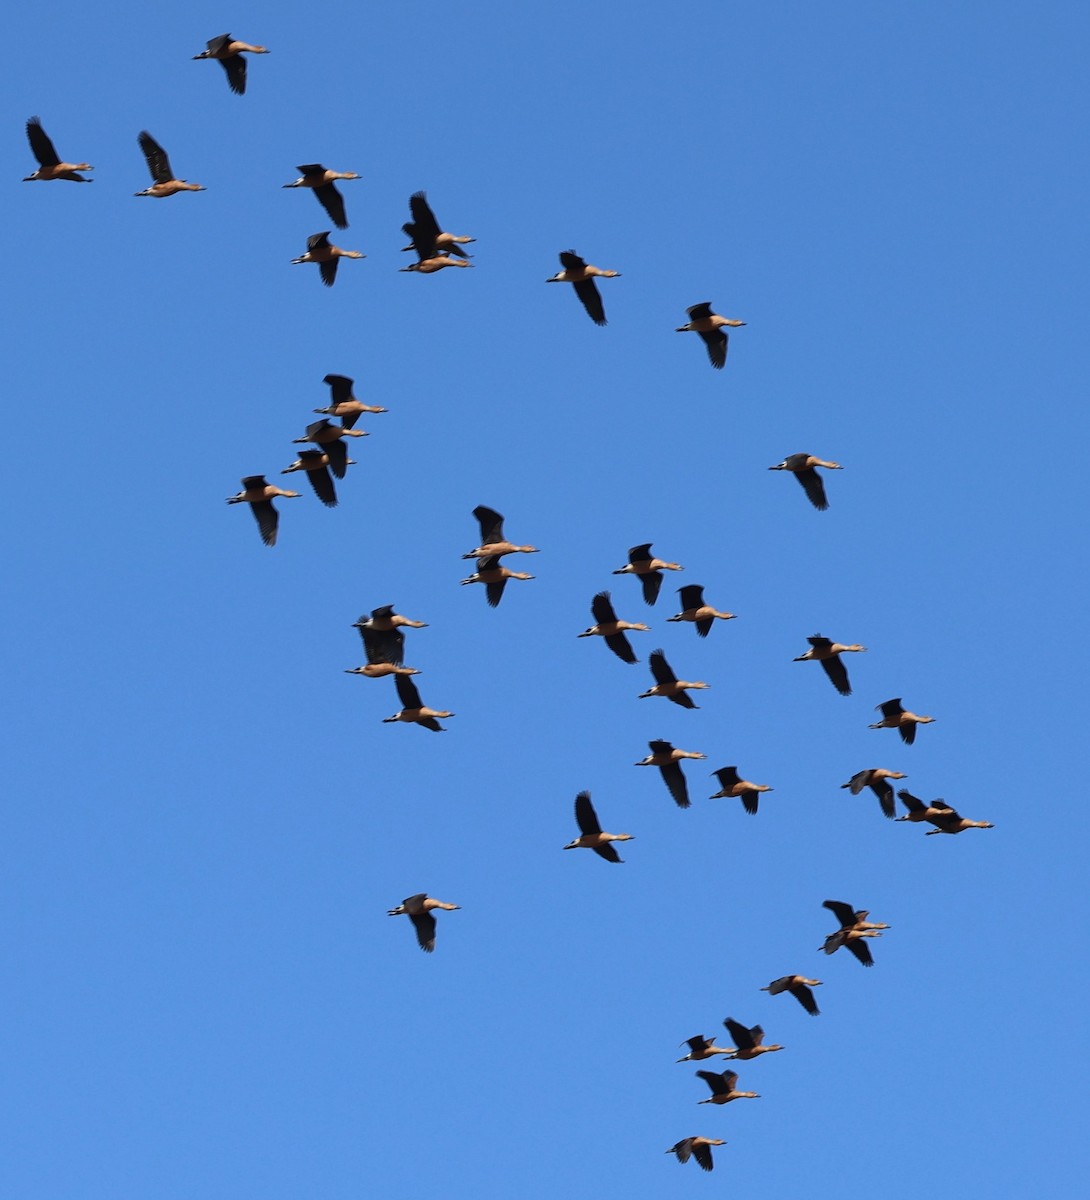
top-left (4, 2), bottom-right (1088, 1196)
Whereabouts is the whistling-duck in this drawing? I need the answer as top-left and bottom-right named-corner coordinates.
top-left (460, 555), bottom-right (534, 607)
top-left (820, 899), bottom-right (889, 966)
top-left (721, 1018), bottom-right (784, 1061)
top-left (768, 454), bottom-right (842, 511)
top-left (462, 506), bottom-right (538, 559)
top-left (280, 449), bottom-right (354, 507)
top-left (563, 791), bottom-right (633, 863)
top-left (709, 767), bottom-right (772, 815)
top-left (578, 591), bottom-right (649, 664)
top-left (793, 635), bottom-right (866, 696)
top-left (676, 1035), bottom-right (733, 1064)
top-left (193, 34), bottom-right (269, 95)
top-left (363, 605), bottom-right (428, 632)
top-left (634, 740), bottom-right (706, 809)
top-left (675, 302), bottom-right (745, 369)
top-left (665, 1138), bottom-right (726, 1172)
top-left (382, 674), bottom-right (454, 732)
top-left (313, 374), bottom-right (387, 424)
top-left (895, 791), bottom-right (992, 835)
top-left (546, 250), bottom-right (621, 326)
top-left (292, 420), bottom-right (368, 479)
top-left (760, 976), bottom-right (822, 1017)
top-left (667, 585), bottom-right (736, 636)
top-left (870, 698), bottom-right (935, 744)
top-left (696, 1069), bottom-right (760, 1105)
top-left (23, 117), bottom-right (92, 182)
top-left (345, 618), bottom-right (418, 679)
top-left (291, 232), bottom-right (364, 286)
top-left (387, 893), bottom-right (459, 952)
top-left (823, 899), bottom-right (890, 933)
top-left (639, 650), bottom-right (708, 708)
top-left (401, 253), bottom-right (473, 274)
top-left (612, 543), bottom-right (684, 606)
top-left (282, 165), bottom-right (359, 229)
top-left (226, 475), bottom-right (300, 546)
top-left (134, 131), bottom-right (205, 197)
top-left (841, 769), bottom-right (907, 820)
top-left (401, 192), bottom-right (475, 257)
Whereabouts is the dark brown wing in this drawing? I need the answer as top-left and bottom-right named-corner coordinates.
top-left (668, 690), bottom-right (697, 709)
top-left (878, 698), bottom-right (905, 720)
top-left (604, 633), bottom-right (637, 664)
top-left (485, 579), bottom-right (507, 608)
top-left (220, 54), bottom-right (247, 94)
top-left (713, 766), bottom-right (742, 790)
top-left (205, 34), bottom-right (233, 54)
top-left (845, 938), bottom-right (874, 967)
top-left (677, 584), bottom-right (705, 610)
top-left (324, 374), bottom-right (354, 403)
top-left (691, 1143), bottom-right (715, 1172)
top-left (628, 543), bottom-right (653, 564)
top-left (473, 505), bottom-right (504, 545)
top-left (900, 722), bottom-right (917, 745)
top-left (739, 789), bottom-right (759, 815)
top-left (897, 789), bottom-right (926, 814)
top-left (843, 770), bottom-right (869, 795)
top-left (820, 654), bottom-right (852, 695)
top-left (360, 625), bottom-right (405, 667)
top-left (409, 910), bottom-right (437, 951)
top-left (640, 571), bottom-right (663, 606)
top-left (307, 232), bottom-right (332, 251)
top-left (723, 1018), bottom-right (756, 1051)
top-left (572, 278), bottom-right (606, 326)
top-left (695, 617), bottom-right (713, 638)
top-left (796, 467), bottom-right (829, 510)
top-left (649, 650), bottom-right (677, 686)
top-left (696, 1070), bottom-right (730, 1096)
top-left (789, 982), bottom-right (820, 1015)
top-left (306, 463), bottom-right (338, 507)
top-left (823, 899), bottom-right (857, 929)
top-left (559, 250), bottom-right (587, 272)
top-left (417, 716), bottom-right (444, 732)
top-left (591, 591), bottom-right (618, 625)
top-left (322, 439), bottom-right (348, 479)
top-left (395, 674), bottom-right (423, 709)
top-left (409, 192), bottom-right (442, 244)
top-left (592, 843), bottom-right (623, 863)
top-left (26, 117), bottom-right (59, 167)
top-left (138, 131), bottom-right (173, 183)
top-left (670, 1139), bottom-right (693, 1164)
top-left (687, 302), bottom-right (714, 321)
top-left (660, 762), bottom-right (690, 809)
top-left (699, 329), bottom-right (727, 369)
top-left (319, 258), bottom-right (339, 287)
top-left (314, 182), bottom-right (347, 229)
top-left (574, 791), bottom-right (602, 836)
top-left (249, 498), bottom-right (278, 546)
top-left (869, 779), bottom-right (897, 819)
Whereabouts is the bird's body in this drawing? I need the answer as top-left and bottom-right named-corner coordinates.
top-left (709, 766), bottom-right (772, 815)
top-left (896, 791), bottom-right (993, 834)
top-left (578, 591), bottom-right (649, 664)
top-left (134, 131), bottom-right (204, 197)
top-left (696, 1069), bottom-right (760, 1105)
top-left (667, 584), bottom-right (736, 636)
top-left (721, 1017), bottom-right (784, 1061)
top-left (291, 232), bottom-right (364, 286)
top-left (761, 976), bottom-right (822, 1016)
top-left (546, 250), bottom-right (620, 326)
top-left (675, 302), bottom-right (745, 369)
top-left (345, 616), bottom-right (418, 679)
top-left (676, 1035), bottom-right (733, 1064)
top-left (462, 506), bottom-right (538, 559)
top-left (638, 649), bottom-right (709, 708)
top-left (634, 740), bottom-right (706, 809)
top-left (401, 192), bottom-right (475, 258)
top-left (193, 34), bottom-right (269, 94)
top-left (282, 165), bottom-right (359, 229)
top-left (363, 605), bottom-right (428, 632)
top-left (564, 791), bottom-right (633, 863)
top-left (226, 475), bottom-right (300, 546)
top-left (613, 543), bottom-right (683, 605)
top-left (842, 769), bottom-right (907, 820)
top-left (870, 698), bottom-right (935, 744)
top-left (23, 117), bottom-right (92, 182)
top-left (313, 374), bottom-right (387, 423)
top-left (292, 420), bottom-right (368, 479)
top-left (382, 674), bottom-right (453, 731)
top-left (387, 893), bottom-right (459, 952)
top-left (793, 635), bottom-right (866, 695)
top-left (769, 454), bottom-right (842, 510)
top-left (460, 555), bottom-right (534, 607)
top-left (665, 1138), bottom-right (726, 1172)
top-left (280, 449), bottom-right (353, 507)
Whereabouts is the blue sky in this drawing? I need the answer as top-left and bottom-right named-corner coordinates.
top-left (4, 2), bottom-right (1088, 1196)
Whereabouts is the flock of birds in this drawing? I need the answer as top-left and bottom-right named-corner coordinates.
top-left (23, 33), bottom-right (995, 1179)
